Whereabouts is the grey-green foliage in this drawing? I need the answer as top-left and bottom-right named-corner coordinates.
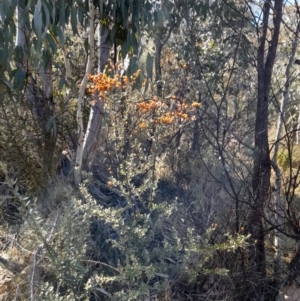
top-left (0, 0), bottom-right (181, 89)
top-left (23, 179), bottom-right (249, 301)
top-left (1, 171), bottom-right (247, 301)
top-left (28, 199), bottom-right (90, 299)
top-left (167, 0), bottom-right (256, 191)
top-left (0, 0), bottom-right (214, 92)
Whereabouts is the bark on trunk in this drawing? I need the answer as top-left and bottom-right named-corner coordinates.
top-left (272, 18), bottom-right (300, 285)
top-left (74, 0), bottom-right (95, 186)
top-left (41, 56), bottom-right (55, 174)
top-left (55, 43), bottom-right (71, 151)
top-left (250, 0), bottom-right (283, 286)
top-left (15, 1), bottom-right (45, 167)
top-left (81, 25), bottom-right (109, 168)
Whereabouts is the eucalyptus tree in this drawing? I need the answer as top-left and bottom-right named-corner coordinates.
top-left (0, 0), bottom-right (190, 187)
top-left (270, 7), bottom-right (300, 284)
top-left (250, 1), bottom-right (283, 289)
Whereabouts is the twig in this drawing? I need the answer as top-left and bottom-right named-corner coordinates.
top-left (81, 259), bottom-right (120, 274)
top-left (30, 246), bottom-right (42, 301)
top-left (30, 210), bottom-right (60, 301)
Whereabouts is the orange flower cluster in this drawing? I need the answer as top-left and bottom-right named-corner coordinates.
top-left (136, 96), bottom-right (195, 125)
top-left (139, 122), bottom-right (147, 129)
top-left (157, 110), bottom-right (189, 124)
top-left (159, 112), bottom-right (175, 124)
top-left (192, 102), bottom-right (201, 108)
top-left (86, 69), bottom-right (142, 98)
top-left (136, 100), bottom-right (162, 113)
top-left (86, 73), bottom-right (121, 97)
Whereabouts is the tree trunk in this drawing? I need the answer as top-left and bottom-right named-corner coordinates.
top-left (15, 1), bottom-right (45, 168)
top-left (272, 18), bottom-right (300, 285)
top-left (74, 0), bottom-right (95, 186)
top-left (81, 25), bottom-right (109, 169)
top-left (40, 55), bottom-right (55, 175)
top-left (55, 43), bottom-right (71, 151)
top-left (250, 0), bottom-right (283, 288)
top-left (155, 28), bottom-right (163, 98)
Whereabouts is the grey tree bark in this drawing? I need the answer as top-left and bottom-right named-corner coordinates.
top-left (250, 0), bottom-right (283, 291)
top-left (74, 0), bottom-right (95, 185)
top-left (272, 18), bottom-right (300, 285)
top-left (81, 25), bottom-right (109, 169)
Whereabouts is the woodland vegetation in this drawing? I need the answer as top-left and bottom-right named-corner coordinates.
top-left (1, 0), bottom-right (300, 300)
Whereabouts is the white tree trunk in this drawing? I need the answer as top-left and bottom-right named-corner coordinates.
top-left (15, 2), bottom-right (27, 68)
top-left (15, 1), bottom-right (27, 127)
top-left (297, 106), bottom-right (300, 145)
top-left (271, 160), bottom-right (282, 283)
top-left (273, 22), bottom-right (300, 158)
top-left (74, 0), bottom-right (95, 186)
top-left (81, 25), bottom-right (109, 168)
top-left (272, 20), bottom-right (300, 283)
top-left (97, 24), bottom-right (109, 73)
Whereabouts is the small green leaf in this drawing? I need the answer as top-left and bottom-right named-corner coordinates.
top-left (20, 6), bottom-right (30, 28)
top-left (132, 0), bottom-right (140, 23)
top-left (1, 1), bottom-right (15, 26)
top-left (58, 77), bottom-right (66, 91)
top-left (110, 24), bottom-right (118, 42)
top-left (99, 0), bottom-right (104, 17)
top-left (55, 25), bottom-right (65, 46)
top-left (59, 0), bottom-right (66, 28)
top-left (154, 10), bottom-right (163, 28)
top-left (0, 47), bottom-right (8, 66)
top-left (45, 33), bottom-right (57, 53)
top-left (71, 5), bottom-right (78, 35)
top-left (13, 68), bottom-right (27, 90)
top-left (78, 2), bottom-right (86, 26)
top-left (155, 273), bottom-right (169, 278)
top-left (0, 80), bottom-right (12, 93)
top-left (127, 54), bottom-right (138, 77)
top-left (52, 118), bottom-right (57, 137)
top-left (121, 40), bottom-right (129, 58)
top-left (33, 0), bottom-right (43, 39)
top-left (121, 0), bottom-right (128, 28)
top-left (46, 116), bottom-right (55, 132)
top-left (42, 1), bottom-right (50, 38)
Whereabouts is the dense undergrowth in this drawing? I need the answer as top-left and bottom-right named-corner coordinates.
top-left (0, 159), bottom-right (250, 300)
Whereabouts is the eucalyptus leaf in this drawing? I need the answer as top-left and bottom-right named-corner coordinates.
top-left (45, 33), bottom-right (57, 53)
top-left (0, 47), bottom-right (8, 66)
top-left (2, 1), bottom-right (15, 26)
top-left (121, 0), bottom-right (128, 28)
top-left (56, 25), bottom-right (65, 46)
top-left (110, 24), bottom-right (119, 43)
top-left (155, 273), bottom-right (169, 278)
top-left (59, 0), bottom-right (66, 28)
top-left (0, 80), bottom-right (12, 93)
top-left (58, 77), bottom-right (66, 91)
top-left (71, 5), bottom-right (78, 35)
top-left (99, 0), bottom-right (104, 17)
top-left (41, 1), bottom-right (50, 39)
top-left (46, 116), bottom-right (55, 132)
top-left (132, 0), bottom-right (140, 23)
top-left (154, 10), bottom-right (164, 29)
top-left (13, 68), bottom-right (27, 90)
top-left (33, 0), bottom-right (43, 39)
